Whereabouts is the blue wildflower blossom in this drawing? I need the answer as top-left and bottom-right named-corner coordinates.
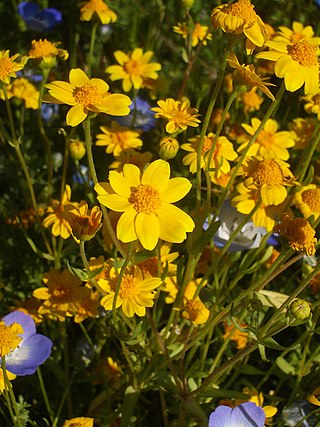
top-left (18, 2), bottom-right (62, 32)
top-left (114, 97), bottom-right (156, 131)
top-left (1, 311), bottom-right (53, 375)
top-left (209, 402), bottom-right (266, 427)
top-left (282, 400), bottom-right (318, 427)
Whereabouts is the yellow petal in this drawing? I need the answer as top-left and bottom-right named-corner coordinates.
top-left (114, 50), bottom-right (129, 65)
top-left (66, 104), bottom-right (87, 127)
top-left (161, 177), bottom-right (192, 203)
top-left (116, 207), bottom-right (137, 242)
top-left (109, 171), bottom-right (132, 197)
top-left (135, 212), bottom-right (160, 250)
top-left (100, 94), bottom-right (132, 116)
top-left (141, 159), bottom-right (170, 192)
top-left (69, 68), bottom-right (89, 86)
top-left (97, 193), bottom-right (131, 212)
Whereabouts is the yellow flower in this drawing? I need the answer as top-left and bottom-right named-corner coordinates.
top-left (42, 185), bottom-right (73, 239)
top-left (239, 118), bottom-right (295, 159)
top-left (106, 48), bottom-right (161, 92)
top-left (182, 298), bottom-right (209, 325)
top-left (28, 39), bottom-right (68, 65)
top-left (223, 321), bottom-right (248, 349)
top-left (80, 0), bottom-right (117, 24)
top-left (173, 22), bottom-right (212, 47)
top-left (302, 91), bottom-right (320, 120)
top-left (211, 0), bottom-right (268, 48)
top-left (99, 265), bottom-right (162, 317)
top-left (95, 159), bottom-right (195, 250)
top-left (43, 68), bottom-right (131, 127)
top-left (69, 139), bottom-right (86, 160)
top-left (0, 322), bottom-right (23, 357)
top-left (152, 98), bottom-right (200, 134)
top-left (308, 387), bottom-right (320, 406)
top-left (136, 242), bottom-right (179, 278)
top-left (109, 149), bottom-right (153, 172)
top-left (96, 121), bottom-right (142, 156)
top-left (227, 53), bottom-right (275, 100)
top-left (240, 87), bottom-right (264, 113)
top-left (256, 39), bottom-right (319, 95)
top-left (238, 156), bottom-right (295, 206)
top-left (0, 368), bottom-right (16, 392)
top-left (273, 21), bottom-right (320, 45)
top-left (273, 214), bottom-right (317, 256)
top-left (0, 50), bottom-right (24, 84)
top-left (158, 136), bottom-right (179, 160)
top-left (62, 201), bottom-right (102, 241)
top-left (181, 133), bottom-right (237, 178)
top-left (62, 417), bottom-right (94, 427)
top-left (288, 117), bottom-right (318, 150)
top-left (0, 77), bottom-right (39, 109)
top-left (293, 184), bottom-right (320, 220)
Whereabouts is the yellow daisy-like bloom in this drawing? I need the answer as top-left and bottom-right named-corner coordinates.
top-left (182, 298), bottom-right (210, 325)
top-left (99, 265), bottom-right (162, 317)
top-left (288, 117), bottom-right (318, 150)
top-left (62, 417), bottom-right (94, 427)
top-left (239, 117), bottom-right (295, 160)
top-left (61, 201), bottom-right (102, 241)
top-left (95, 159), bottom-right (195, 250)
top-left (80, 0), bottom-right (117, 25)
top-left (240, 87), bottom-right (264, 113)
top-left (211, 0), bottom-right (268, 48)
top-left (106, 48), bottom-right (161, 93)
top-left (256, 39), bottom-right (320, 95)
top-left (0, 50), bottom-right (24, 84)
top-left (28, 39), bottom-right (68, 64)
top-left (0, 77), bottom-right (39, 109)
top-left (0, 369), bottom-right (16, 392)
top-left (43, 68), bottom-right (131, 127)
top-left (181, 133), bottom-right (237, 178)
top-left (232, 183), bottom-right (286, 231)
top-left (136, 242), bottom-right (179, 279)
top-left (308, 387), bottom-right (320, 406)
top-left (42, 185), bottom-right (73, 239)
top-left (274, 214), bottom-right (317, 256)
top-left (0, 322), bottom-right (23, 357)
top-left (273, 21), bottom-right (320, 45)
top-left (227, 54), bottom-right (275, 100)
top-left (293, 184), bottom-right (320, 220)
top-left (152, 98), bottom-right (200, 134)
top-left (238, 156), bottom-right (295, 206)
top-left (302, 91), bottom-right (320, 121)
top-left (223, 321), bottom-right (248, 349)
top-left (96, 121), bottom-right (142, 156)
top-left (173, 22), bottom-right (212, 47)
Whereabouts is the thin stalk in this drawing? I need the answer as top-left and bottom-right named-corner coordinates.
top-left (1, 358), bottom-right (22, 427)
top-left (87, 23), bottom-right (98, 77)
top-left (37, 368), bottom-right (55, 424)
top-left (297, 121), bottom-right (320, 183)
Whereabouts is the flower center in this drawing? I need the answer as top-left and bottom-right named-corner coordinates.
top-left (226, 0), bottom-right (257, 25)
top-left (250, 159), bottom-right (284, 186)
top-left (52, 286), bottom-right (72, 300)
top-left (256, 130), bottom-right (275, 147)
top-left (302, 188), bottom-right (320, 212)
top-left (201, 136), bottom-right (213, 155)
top-left (124, 59), bottom-right (142, 76)
top-left (288, 40), bottom-right (319, 67)
top-left (29, 39), bottom-right (58, 58)
top-left (129, 184), bottom-right (162, 214)
top-left (287, 218), bottom-right (316, 248)
top-left (119, 275), bottom-right (140, 299)
top-left (73, 83), bottom-right (103, 107)
top-left (184, 299), bottom-right (203, 321)
top-left (0, 57), bottom-right (13, 80)
top-left (0, 322), bottom-right (23, 357)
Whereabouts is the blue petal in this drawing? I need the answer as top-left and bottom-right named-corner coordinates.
top-left (5, 334), bottom-right (53, 376)
top-left (17, 2), bottom-right (40, 19)
top-left (231, 403), bottom-right (266, 427)
top-left (2, 311), bottom-right (35, 340)
top-left (42, 8), bottom-right (62, 26)
top-left (209, 406), bottom-right (233, 427)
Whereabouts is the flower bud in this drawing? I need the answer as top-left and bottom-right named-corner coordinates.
top-left (182, 0), bottom-right (194, 11)
top-left (158, 136), bottom-right (179, 160)
top-left (69, 139), bottom-right (86, 160)
top-left (289, 298), bottom-right (311, 320)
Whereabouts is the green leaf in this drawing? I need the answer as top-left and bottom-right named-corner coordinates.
top-left (276, 356), bottom-right (296, 375)
top-left (191, 218), bottom-right (220, 255)
top-left (120, 386), bottom-right (140, 427)
top-left (67, 260), bottom-right (89, 281)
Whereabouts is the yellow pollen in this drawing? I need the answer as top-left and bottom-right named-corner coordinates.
top-left (0, 57), bottom-right (14, 80)
top-left (119, 275), bottom-right (139, 299)
top-left (288, 40), bottom-right (319, 67)
top-left (129, 184), bottom-right (162, 214)
top-left (287, 218), bottom-right (316, 255)
top-left (73, 83), bottom-right (103, 107)
top-left (0, 322), bottom-right (23, 357)
top-left (302, 189), bottom-right (320, 212)
top-left (201, 136), bottom-right (213, 155)
top-left (52, 286), bottom-right (71, 300)
top-left (124, 59), bottom-right (142, 76)
top-left (226, 0), bottom-right (257, 25)
top-left (184, 299), bottom-right (203, 321)
top-left (29, 39), bottom-right (58, 58)
top-left (291, 33), bottom-right (305, 44)
top-left (250, 159), bottom-right (284, 186)
top-left (256, 130), bottom-right (275, 147)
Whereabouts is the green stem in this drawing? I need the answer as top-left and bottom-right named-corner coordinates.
top-left (87, 23), bottom-right (98, 77)
top-left (297, 121), bottom-right (320, 183)
top-left (1, 358), bottom-right (22, 427)
top-left (37, 368), bottom-right (54, 423)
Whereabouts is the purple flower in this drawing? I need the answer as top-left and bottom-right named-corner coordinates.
top-left (1, 311), bottom-right (52, 375)
top-left (114, 97), bottom-right (156, 131)
top-left (18, 2), bottom-right (62, 32)
top-left (209, 402), bottom-right (266, 427)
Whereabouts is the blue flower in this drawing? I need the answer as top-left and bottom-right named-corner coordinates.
top-left (1, 311), bottom-right (52, 375)
top-left (18, 2), bottom-right (62, 32)
top-left (281, 400), bottom-right (317, 427)
top-left (209, 402), bottom-right (266, 427)
top-left (41, 103), bottom-right (59, 122)
top-left (114, 97), bottom-right (156, 131)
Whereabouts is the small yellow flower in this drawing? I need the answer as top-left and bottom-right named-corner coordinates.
top-left (0, 322), bottom-right (23, 357)
top-left (44, 68), bottom-right (131, 127)
top-left (239, 118), bottom-right (295, 160)
top-left (96, 121), bottom-right (142, 156)
top-left (158, 136), bottom-right (179, 160)
top-left (95, 159), bottom-right (195, 250)
top-left (256, 39), bottom-right (319, 95)
top-left (240, 87), bottom-right (264, 113)
top-left (80, 0), bottom-right (117, 25)
top-left (301, 91), bottom-right (320, 121)
top-left (69, 139), bottom-right (86, 160)
top-left (0, 50), bottom-right (24, 84)
top-left (173, 22), bottom-right (212, 47)
top-left (28, 39), bottom-right (68, 64)
top-left (62, 201), bottom-right (102, 241)
top-left (273, 214), bottom-right (317, 256)
top-left (0, 77), bottom-right (39, 109)
top-left (42, 185), bottom-right (73, 239)
top-left (211, 0), bottom-right (268, 49)
top-left (152, 98), bottom-right (200, 134)
top-left (293, 184), bottom-right (320, 220)
top-left (62, 417), bottom-right (94, 427)
top-left (223, 321), bottom-right (248, 349)
top-left (106, 48), bottom-right (161, 92)
top-left (288, 117), bottom-right (318, 150)
top-left (308, 387), bottom-right (320, 406)
top-left (182, 298), bottom-right (210, 325)
top-left (0, 368), bottom-right (16, 392)
top-left (273, 21), bottom-right (320, 45)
